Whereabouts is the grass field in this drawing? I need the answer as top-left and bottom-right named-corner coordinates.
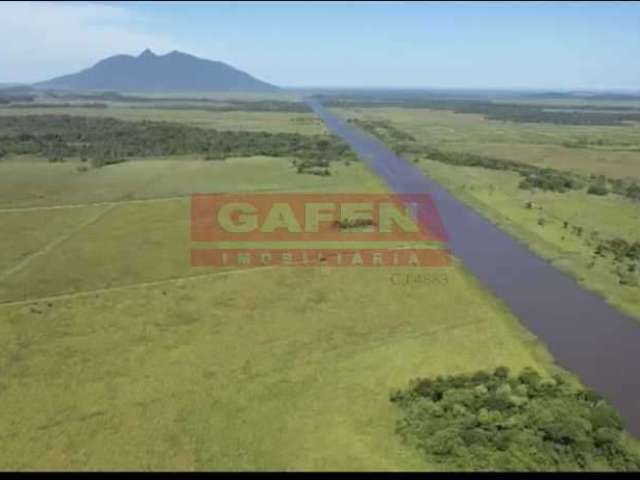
top-left (417, 160), bottom-right (640, 321)
top-left (0, 156), bottom-right (376, 209)
top-left (0, 261), bottom-right (560, 470)
top-left (0, 153), bottom-right (570, 470)
top-left (119, 92), bottom-right (304, 102)
top-left (332, 107), bottom-right (640, 178)
top-left (0, 107), bottom-right (326, 135)
top-left (3, 96), bottom-right (640, 469)
top-left (331, 105), bottom-right (640, 322)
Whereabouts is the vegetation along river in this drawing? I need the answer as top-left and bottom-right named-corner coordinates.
top-left (306, 97), bottom-right (640, 437)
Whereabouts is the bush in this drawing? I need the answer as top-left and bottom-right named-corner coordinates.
top-left (333, 218), bottom-right (376, 230)
top-left (519, 169), bottom-right (583, 193)
top-left (595, 238), bottom-right (640, 262)
top-left (587, 184), bottom-right (609, 196)
top-left (626, 183), bottom-right (640, 201)
top-left (588, 177), bottom-right (609, 196)
top-left (90, 157), bottom-right (106, 169)
top-left (390, 368), bottom-right (640, 471)
top-left (618, 272), bottom-right (639, 287)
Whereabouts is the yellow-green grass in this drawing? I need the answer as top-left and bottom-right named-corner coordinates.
top-left (0, 157), bottom-right (389, 302)
top-left (0, 154), bottom-right (629, 470)
top-left (119, 91), bottom-right (303, 102)
top-left (0, 261), bottom-right (560, 470)
top-left (27, 91), bottom-right (302, 102)
top-left (417, 159), bottom-right (640, 321)
top-left (0, 156), bottom-right (383, 209)
top-left (493, 97), bottom-right (640, 109)
top-left (0, 205), bottom-right (108, 274)
top-left (0, 197), bottom-right (440, 303)
top-left (332, 107), bottom-right (640, 178)
top-left (0, 107), bottom-right (326, 135)
top-left (430, 142), bottom-right (640, 179)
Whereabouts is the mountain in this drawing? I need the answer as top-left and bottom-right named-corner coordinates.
top-left (33, 49), bottom-right (279, 93)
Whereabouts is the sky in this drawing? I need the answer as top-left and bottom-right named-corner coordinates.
top-left (1, 1), bottom-right (639, 90)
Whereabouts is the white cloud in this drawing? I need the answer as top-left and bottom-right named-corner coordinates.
top-left (0, 2), bottom-right (180, 82)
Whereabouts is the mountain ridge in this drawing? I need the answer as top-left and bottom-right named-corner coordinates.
top-left (34, 49), bottom-right (279, 93)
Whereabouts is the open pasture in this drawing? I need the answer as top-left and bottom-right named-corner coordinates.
top-left (0, 153), bottom-right (563, 470)
top-left (0, 106), bottom-right (326, 135)
top-left (333, 106), bottom-right (640, 178)
top-left (416, 159), bottom-right (640, 320)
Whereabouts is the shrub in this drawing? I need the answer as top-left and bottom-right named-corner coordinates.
top-left (90, 156), bottom-right (106, 169)
top-left (519, 169), bottom-right (582, 193)
top-left (588, 183), bottom-right (609, 196)
top-left (618, 272), bottom-right (639, 287)
top-left (332, 218), bottom-right (376, 230)
top-left (391, 368), bottom-right (640, 471)
top-left (626, 183), bottom-right (640, 201)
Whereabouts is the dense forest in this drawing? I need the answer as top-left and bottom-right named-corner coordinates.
top-left (320, 95), bottom-right (640, 126)
top-left (0, 115), bottom-right (356, 168)
top-left (391, 367), bottom-right (640, 471)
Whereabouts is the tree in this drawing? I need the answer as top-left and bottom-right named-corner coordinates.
top-left (390, 368), bottom-right (640, 471)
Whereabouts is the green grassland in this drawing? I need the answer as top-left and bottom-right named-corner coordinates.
top-left (417, 161), bottom-right (640, 320)
top-left (331, 105), bottom-right (640, 321)
top-left (104, 91), bottom-right (304, 102)
top-left (493, 97), bottom-right (640, 109)
top-left (332, 107), bottom-right (640, 178)
top-left (0, 150), bottom-right (572, 470)
top-left (0, 157), bottom-right (388, 302)
top-left (0, 250), bottom-right (559, 470)
top-left (0, 156), bottom-right (375, 209)
top-left (0, 106), bottom-right (326, 135)
top-left (3, 97), bottom-right (640, 470)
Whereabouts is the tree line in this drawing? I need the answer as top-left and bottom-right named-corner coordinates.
top-left (41, 91), bottom-right (311, 112)
top-left (320, 94), bottom-right (640, 126)
top-left (352, 118), bottom-right (640, 200)
top-left (0, 115), bottom-right (356, 169)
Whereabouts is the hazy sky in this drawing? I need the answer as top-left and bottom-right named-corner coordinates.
top-left (1, 1), bottom-right (639, 89)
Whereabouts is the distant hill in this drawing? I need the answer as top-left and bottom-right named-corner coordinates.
top-left (524, 91), bottom-right (640, 100)
top-left (0, 85), bottom-right (35, 94)
top-left (0, 85), bottom-right (37, 103)
top-left (33, 49), bottom-right (279, 93)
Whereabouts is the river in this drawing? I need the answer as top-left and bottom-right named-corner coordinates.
top-left (306, 97), bottom-right (640, 437)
